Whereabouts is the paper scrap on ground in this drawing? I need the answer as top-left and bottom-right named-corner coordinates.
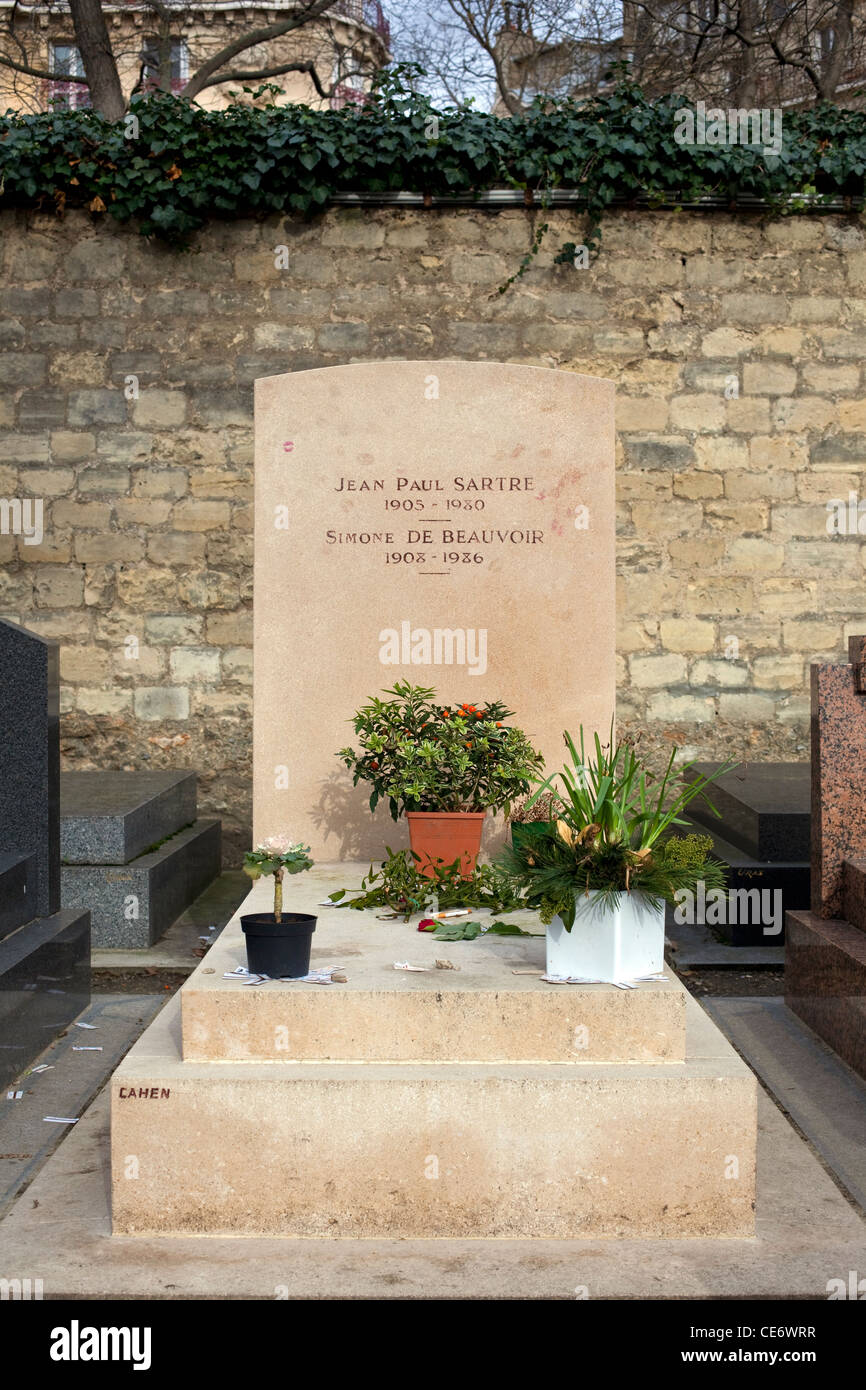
top-left (73, 1046), bottom-right (103, 1051)
top-left (7, 1090), bottom-right (22, 1100)
top-left (223, 966), bottom-right (343, 986)
top-left (29, 1064), bottom-right (53, 1074)
top-left (393, 961), bottom-right (428, 972)
top-left (74, 1021), bottom-right (97, 1030)
top-left (542, 972), bottom-right (668, 989)
top-left (43, 1116), bottom-right (78, 1124)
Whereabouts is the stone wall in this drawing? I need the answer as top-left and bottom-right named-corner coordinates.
top-left (1, 204), bottom-right (864, 861)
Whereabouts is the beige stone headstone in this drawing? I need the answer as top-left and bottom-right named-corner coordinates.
top-left (253, 361), bottom-right (615, 860)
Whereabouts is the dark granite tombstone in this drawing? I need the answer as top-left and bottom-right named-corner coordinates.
top-left (682, 762), bottom-right (811, 945)
top-left (786, 636), bottom-right (866, 1081)
top-left (0, 619), bottom-right (59, 917)
top-left (0, 619), bottom-right (90, 1088)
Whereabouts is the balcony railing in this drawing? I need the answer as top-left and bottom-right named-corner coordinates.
top-left (334, 0), bottom-right (390, 49)
top-left (329, 81), bottom-right (367, 110)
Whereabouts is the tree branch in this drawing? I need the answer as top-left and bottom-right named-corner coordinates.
top-left (196, 58), bottom-right (329, 99)
top-left (0, 53), bottom-right (89, 83)
top-left (181, 0), bottom-right (341, 100)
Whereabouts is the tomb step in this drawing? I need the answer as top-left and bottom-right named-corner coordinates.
top-left (785, 909), bottom-right (866, 1083)
top-left (0, 853), bottom-right (36, 942)
top-left (61, 818), bottom-right (221, 950)
top-left (112, 989), bottom-right (756, 1239)
top-left (0, 908), bottom-right (90, 1089)
top-left (678, 814), bottom-right (810, 946)
top-left (182, 902), bottom-right (687, 1065)
top-left (843, 858), bottom-right (866, 933)
top-left (60, 771), bottom-right (197, 866)
top-left (683, 761), bottom-right (810, 863)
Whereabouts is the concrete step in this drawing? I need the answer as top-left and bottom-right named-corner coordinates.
top-left (0, 908), bottom-right (91, 1089)
top-left (60, 771), bottom-right (197, 866)
top-left (181, 870), bottom-right (686, 1065)
top-left (61, 819), bottom-right (221, 950)
top-left (111, 868), bottom-right (756, 1240)
top-left (112, 988), bottom-right (756, 1239)
top-left (684, 761), bottom-right (810, 863)
top-left (0, 853), bottom-right (36, 942)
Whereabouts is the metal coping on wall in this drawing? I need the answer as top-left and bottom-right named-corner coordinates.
top-left (328, 190), bottom-right (854, 212)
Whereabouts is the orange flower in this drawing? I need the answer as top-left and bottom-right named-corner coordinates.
top-left (496, 722), bottom-right (502, 728)
top-left (442, 710), bottom-right (450, 718)
top-left (465, 742), bottom-right (472, 749)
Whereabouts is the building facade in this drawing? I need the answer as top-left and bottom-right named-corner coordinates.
top-left (0, 1), bottom-right (390, 114)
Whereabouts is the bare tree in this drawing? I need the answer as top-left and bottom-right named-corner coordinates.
top-left (625, 1), bottom-right (865, 107)
top-left (0, 0), bottom-right (386, 119)
top-left (397, 0), bottom-right (623, 113)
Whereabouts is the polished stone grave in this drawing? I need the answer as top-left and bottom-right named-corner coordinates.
top-left (112, 867), bottom-right (756, 1239)
top-left (0, 620), bottom-right (90, 1086)
top-left (61, 771), bottom-right (196, 865)
top-left (786, 636), bottom-right (866, 1082)
top-left (683, 762), bottom-right (811, 946)
top-left (0, 619), bottom-right (60, 919)
top-left (60, 772), bottom-right (220, 949)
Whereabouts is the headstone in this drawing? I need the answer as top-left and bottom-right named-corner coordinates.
top-left (0, 619), bottom-right (59, 917)
top-left (253, 361), bottom-right (616, 858)
top-left (810, 636), bottom-right (866, 918)
top-left (0, 619), bottom-right (90, 1088)
top-left (786, 635), bottom-right (866, 1080)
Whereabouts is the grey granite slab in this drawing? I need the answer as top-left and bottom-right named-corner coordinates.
top-left (0, 619), bottom-right (60, 917)
top-left (0, 907), bottom-right (90, 1090)
top-left (61, 818), bottom-right (221, 948)
top-left (60, 770), bottom-right (197, 865)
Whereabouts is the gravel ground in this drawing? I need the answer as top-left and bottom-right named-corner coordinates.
top-left (677, 968), bottom-right (785, 997)
top-left (92, 968), bottom-right (187, 996)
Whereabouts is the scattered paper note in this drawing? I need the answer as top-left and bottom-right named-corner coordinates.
top-left (7, 1091), bottom-right (23, 1100)
top-left (72, 1046), bottom-right (103, 1051)
top-left (224, 966), bottom-right (344, 986)
top-left (43, 1116), bottom-right (78, 1125)
top-left (29, 1065), bottom-right (53, 1074)
top-left (74, 1021), bottom-right (97, 1030)
top-left (393, 961), bottom-right (428, 972)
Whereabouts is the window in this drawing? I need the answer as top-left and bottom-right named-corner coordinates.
top-left (140, 38), bottom-right (188, 94)
top-left (49, 43), bottom-right (90, 109)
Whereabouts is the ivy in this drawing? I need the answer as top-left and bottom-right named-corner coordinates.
top-left (0, 68), bottom-right (864, 252)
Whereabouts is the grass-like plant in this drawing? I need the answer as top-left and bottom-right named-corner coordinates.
top-left (497, 726), bottom-right (732, 927)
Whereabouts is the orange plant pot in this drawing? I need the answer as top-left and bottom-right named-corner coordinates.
top-left (406, 811), bottom-right (486, 879)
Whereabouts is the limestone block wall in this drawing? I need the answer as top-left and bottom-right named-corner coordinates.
top-left (0, 205), bottom-right (863, 860)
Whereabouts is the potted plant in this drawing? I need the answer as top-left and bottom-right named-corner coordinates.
top-left (508, 789), bottom-right (559, 851)
top-left (497, 727), bottom-right (732, 982)
top-left (241, 836), bottom-right (315, 978)
top-left (338, 681), bottom-right (543, 877)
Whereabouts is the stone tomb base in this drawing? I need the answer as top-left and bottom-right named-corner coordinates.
top-left (111, 868), bottom-right (756, 1239)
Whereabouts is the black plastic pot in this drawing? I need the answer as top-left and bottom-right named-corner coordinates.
top-left (240, 912), bottom-right (317, 978)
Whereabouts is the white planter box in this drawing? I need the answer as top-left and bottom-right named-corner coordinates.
top-left (546, 889), bottom-right (665, 983)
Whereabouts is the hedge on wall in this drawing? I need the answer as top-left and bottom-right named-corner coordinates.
top-left (1, 69), bottom-right (865, 246)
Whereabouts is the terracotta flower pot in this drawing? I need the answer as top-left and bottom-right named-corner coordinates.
top-left (406, 811), bottom-right (486, 878)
